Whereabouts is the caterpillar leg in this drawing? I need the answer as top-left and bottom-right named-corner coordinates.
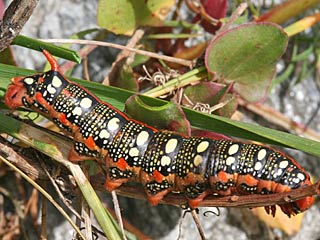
top-left (186, 191), bottom-right (211, 209)
top-left (176, 172), bottom-right (211, 209)
top-left (104, 154), bottom-right (136, 191)
top-left (140, 171), bottom-right (175, 206)
top-left (105, 167), bottom-right (132, 191)
top-left (68, 143), bottom-right (99, 161)
top-left (145, 188), bottom-right (172, 206)
top-left (68, 130), bottom-right (101, 161)
top-left (209, 171), bottom-right (237, 196)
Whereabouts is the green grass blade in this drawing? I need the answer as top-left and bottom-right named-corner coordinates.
top-left (12, 35), bottom-right (81, 63)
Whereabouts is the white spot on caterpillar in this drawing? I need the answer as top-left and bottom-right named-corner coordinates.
top-left (297, 173), bottom-right (305, 181)
top-left (279, 160), bottom-right (289, 169)
top-left (136, 131), bottom-right (149, 146)
top-left (275, 169), bottom-right (283, 176)
top-left (72, 106), bottom-right (82, 116)
top-left (226, 156), bottom-right (235, 166)
top-left (160, 156), bottom-right (171, 166)
top-left (293, 177), bottom-right (301, 184)
top-left (108, 117), bottom-right (120, 131)
top-left (194, 155), bottom-right (203, 167)
top-left (47, 84), bottom-right (56, 94)
top-left (254, 161), bottom-right (262, 171)
top-left (52, 76), bottom-right (62, 88)
top-left (80, 97), bottom-right (92, 109)
top-left (129, 147), bottom-right (139, 157)
top-left (165, 138), bottom-right (178, 154)
top-left (196, 141), bottom-right (209, 153)
top-left (99, 129), bottom-right (110, 139)
top-left (24, 77), bottom-right (34, 85)
top-left (228, 144), bottom-right (239, 155)
top-left (257, 149), bottom-right (267, 160)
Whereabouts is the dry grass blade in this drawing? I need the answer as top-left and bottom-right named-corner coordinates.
top-left (111, 191), bottom-right (127, 240)
top-left (0, 155), bottom-right (86, 240)
top-left (40, 38), bottom-right (193, 67)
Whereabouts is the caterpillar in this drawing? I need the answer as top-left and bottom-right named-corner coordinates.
top-left (4, 49), bottom-right (315, 217)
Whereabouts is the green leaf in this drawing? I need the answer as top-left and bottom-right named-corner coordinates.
top-left (97, 0), bottom-right (175, 35)
top-left (109, 59), bottom-right (138, 92)
top-left (205, 23), bottom-right (288, 102)
top-left (182, 82), bottom-right (237, 117)
top-left (0, 48), bottom-right (16, 65)
top-left (125, 95), bottom-right (191, 135)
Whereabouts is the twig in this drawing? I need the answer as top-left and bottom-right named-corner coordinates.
top-left (40, 183), bottom-right (47, 240)
top-left (190, 209), bottom-right (206, 240)
top-left (59, 44), bottom-right (98, 73)
top-left (185, 0), bottom-right (220, 25)
top-left (40, 38), bottom-right (193, 67)
top-left (82, 57), bottom-right (90, 81)
top-left (218, 2), bottom-right (248, 33)
top-left (83, 200), bottom-right (93, 240)
top-left (0, 0), bottom-right (39, 51)
top-left (103, 29), bottom-right (145, 85)
top-left (39, 158), bottom-right (82, 221)
top-left (90, 173), bottom-right (320, 210)
top-left (0, 138), bottom-right (48, 180)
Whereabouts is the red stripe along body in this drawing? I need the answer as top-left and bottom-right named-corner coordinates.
top-left (4, 50), bottom-right (315, 217)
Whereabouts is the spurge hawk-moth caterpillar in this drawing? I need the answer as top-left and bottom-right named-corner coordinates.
top-left (4, 49), bottom-right (315, 217)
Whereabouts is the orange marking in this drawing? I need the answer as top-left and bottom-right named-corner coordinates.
top-left (188, 198), bottom-right (202, 209)
top-left (244, 174), bottom-right (256, 185)
top-left (62, 89), bottom-right (71, 97)
top-left (38, 77), bottom-right (44, 84)
top-left (12, 76), bottom-right (24, 85)
top-left (105, 179), bottom-right (123, 191)
top-left (59, 113), bottom-right (69, 125)
top-left (147, 191), bottom-right (168, 206)
top-left (35, 92), bottom-right (44, 102)
top-left (35, 92), bottom-right (49, 107)
top-left (188, 191), bottom-right (210, 209)
top-left (153, 170), bottom-right (164, 183)
top-left (116, 157), bottom-right (128, 171)
top-left (84, 136), bottom-right (96, 150)
top-left (217, 171), bottom-right (229, 182)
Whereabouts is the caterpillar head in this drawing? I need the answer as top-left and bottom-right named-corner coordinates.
top-left (279, 178), bottom-right (315, 217)
top-left (280, 195), bottom-right (315, 217)
top-left (5, 49), bottom-right (60, 110)
top-left (4, 74), bottom-right (41, 109)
